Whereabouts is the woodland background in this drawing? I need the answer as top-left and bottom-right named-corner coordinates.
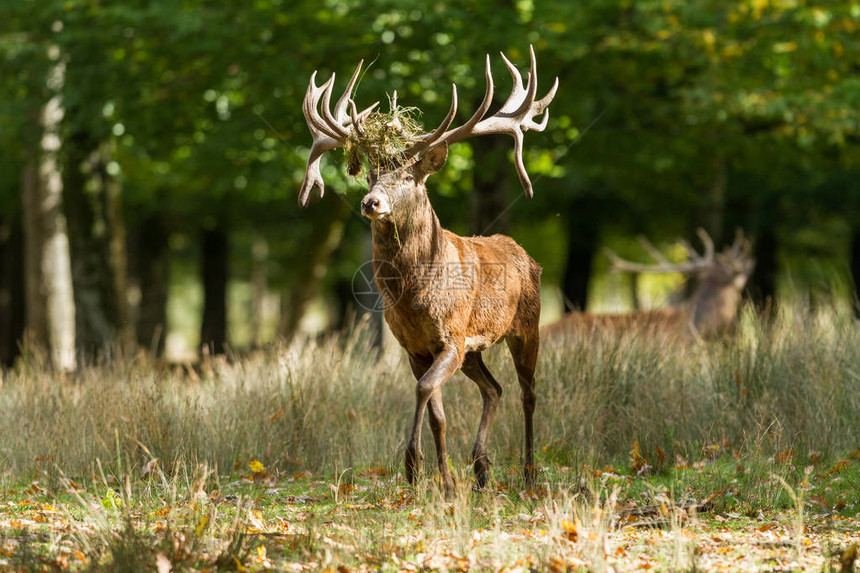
top-left (2, 0), bottom-right (860, 369)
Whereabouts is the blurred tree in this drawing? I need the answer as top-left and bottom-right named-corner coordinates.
top-left (0, 216), bottom-right (25, 367)
top-left (33, 44), bottom-right (77, 372)
top-left (129, 212), bottom-right (169, 355)
top-left (200, 222), bottom-right (228, 355)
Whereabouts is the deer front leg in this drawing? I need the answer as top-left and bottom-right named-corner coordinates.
top-left (405, 346), bottom-right (461, 490)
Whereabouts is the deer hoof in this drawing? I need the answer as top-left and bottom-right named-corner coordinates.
top-left (474, 464), bottom-right (490, 490)
top-left (405, 450), bottom-right (423, 484)
top-left (472, 454), bottom-right (491, 489)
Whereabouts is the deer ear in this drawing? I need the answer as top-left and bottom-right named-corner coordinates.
top-left (419, 143), bottom-right (448, 177)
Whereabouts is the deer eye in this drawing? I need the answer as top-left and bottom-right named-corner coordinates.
top-left (403, 174), bottom-right (414, 183)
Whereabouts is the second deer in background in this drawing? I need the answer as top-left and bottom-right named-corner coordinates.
top-left (542, 230), bottom-right (756, 340)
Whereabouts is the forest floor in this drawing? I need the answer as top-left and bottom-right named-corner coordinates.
top-left (1, 453), bottom-right (859, 572)
top-left (2, 309), bottom-right (859, 570)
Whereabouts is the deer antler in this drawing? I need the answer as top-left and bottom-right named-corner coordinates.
top-left (408, 45), bottom-right (559, 198)
top-left (718, 229), bottom-right (755, 273)
top-left (298, 61), bottom-right (380, 207)
top-left (298, 47), bottom-right (557, 205)
top-left (605, 229), bottom-right (717, 275)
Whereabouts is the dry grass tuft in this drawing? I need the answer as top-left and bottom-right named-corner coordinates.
top-left (344, 106), bottom-right (424, 174)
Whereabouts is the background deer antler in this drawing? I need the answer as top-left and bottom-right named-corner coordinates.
top-left (605, 228), bottom-right (716, 275)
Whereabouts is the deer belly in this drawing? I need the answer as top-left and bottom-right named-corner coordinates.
top-left (464, 335), bottom-right (495, 353)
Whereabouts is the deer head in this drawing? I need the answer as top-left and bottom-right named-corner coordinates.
top-left (605, 229), bottom-right (754, 289)
top-left (298, 46), bottom-right (559, 211)
top-left (605, 229), bottom-right (756, 336)
top-left (360, 144), bottom-right (449, 222)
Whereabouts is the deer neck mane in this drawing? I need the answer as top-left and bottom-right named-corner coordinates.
top-left (370, 192), bottom-right (447, 268)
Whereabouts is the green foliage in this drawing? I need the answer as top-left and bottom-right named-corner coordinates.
top-left (0, 0), bottom-right (857, 316)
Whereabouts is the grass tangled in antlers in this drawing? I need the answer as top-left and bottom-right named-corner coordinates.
top-left (345, 106), bottom-right (424, 176)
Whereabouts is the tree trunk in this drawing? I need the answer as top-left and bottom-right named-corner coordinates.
top-left (750, 225), bottom-right (777, 309)
top-left (132, 213), bottom-right (169, 355)
top-left (851, 226), bottom-right (860, 318)
top-left (629, 272), bottom-right (641, 311)
top-left (20, 160), bottom-right (49, 349)
top-left (278, 202), bottom-right (348, 340)
top-left (469, 137), bottom-right (512, 236)
top-left (38, 53), bottom-right (76, 372)
top-left (251, 235), bottom-right (268, 347)
top-left (64, 132), bottom-right (123, 357)
top-left (200, 224), bottom-right (229, 355)
top-left (561, 194), bottom-right (602, 312)
top-left (98, 149), bottom-right (130, 346)
top-left (0, 217), bottom-right (25, 367)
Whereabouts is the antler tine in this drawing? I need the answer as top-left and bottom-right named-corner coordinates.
top-left (637, 235), bottom-right (673, 266)
top-left (349, 99), bottom-right (368, 137)
top-left (407, 84), bottom-right (459, 155)
top-left (320, 74), bottom-right (351, 138)
top-left (606, 235), bottom-right (713, 275)
top-left (416, 54), bottom-right (495, 153)
top-left (303, 72), bottom-right (339, 139)
top-left (603, 247), bottom-right (631, 272)
top-left (298, 143), bottom-right (328, 207)
top-left (498, 50), bottom-right (527, 115)
top-left (511, 129), bottom-right (532, 197)
top-left (320, 61), bottom-right (378, 139)
top-left (695, 228), bottom-right (715, 263)
top-left (464, 54), bottom-right (495, 128)
top-left (333, 60), bottom-right (364, 122)
top-left (604, 246), bottom-right (685, 274)
top-left (511, 45), bottom-right (539, 118)
top-left (729, 228), bottom-right (750, 258)
top-left (679, 239), bottom-right (700, 261)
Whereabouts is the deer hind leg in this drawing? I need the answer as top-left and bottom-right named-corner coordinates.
top-left (506, 334), bottom-right (539, 487)
top-left (407, 350), bottom-right (459, 492)
top-left (461, 352), bottom-right (503, 489)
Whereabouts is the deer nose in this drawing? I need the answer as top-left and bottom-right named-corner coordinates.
top-left (361, 196), bottom-right (380, 214)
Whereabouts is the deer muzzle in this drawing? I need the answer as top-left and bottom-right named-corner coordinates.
top-left (361, 192), bottom-right (391, 219)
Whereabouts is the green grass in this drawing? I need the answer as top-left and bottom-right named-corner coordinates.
top-left (0, 304), bottom-right (859, 570)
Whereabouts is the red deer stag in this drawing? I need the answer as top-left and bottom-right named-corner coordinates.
top-left (298, 47), bottom-right (557, 491)
top-left (542, 230), bottom-right (755, 340)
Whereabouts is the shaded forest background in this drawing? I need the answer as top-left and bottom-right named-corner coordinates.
top-left (1, 0), bottom-right (859, 369)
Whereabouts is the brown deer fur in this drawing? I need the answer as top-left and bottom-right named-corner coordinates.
top-left (362, 145), bottom-right (542, 490)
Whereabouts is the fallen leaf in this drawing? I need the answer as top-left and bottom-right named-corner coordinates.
top-left (560, 519), bottom-right (577, 541)
top-left (776, 449), bottom-right (796, 464)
